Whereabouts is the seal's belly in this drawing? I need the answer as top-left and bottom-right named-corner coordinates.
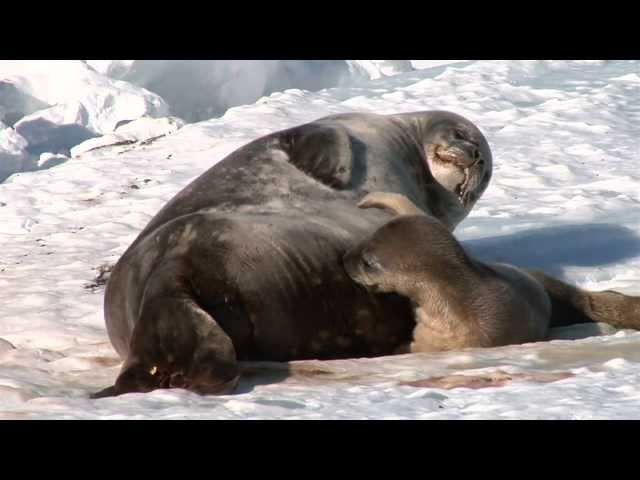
top-left (186, 213), bottom-right (414, 361)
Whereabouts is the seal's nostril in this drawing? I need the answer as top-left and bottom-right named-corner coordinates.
top-left (473, 148), bottom-right (480, 160)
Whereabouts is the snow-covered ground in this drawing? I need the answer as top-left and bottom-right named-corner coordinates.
top-left (1, 60), bottom-right (639, 419)
top-left (0, 60), bottom-right (416, 180)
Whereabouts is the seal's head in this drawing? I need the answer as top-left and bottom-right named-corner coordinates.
top-left (343, 214), bottom-right (471, 298)
top-left (418, 112), bottom-right (492, 209)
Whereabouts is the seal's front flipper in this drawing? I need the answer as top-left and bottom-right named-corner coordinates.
top-left (284, 123), bottom-right (354, 189)
top-left (357, 191), bottom-right (427, 217)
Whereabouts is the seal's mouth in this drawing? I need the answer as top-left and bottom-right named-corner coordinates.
top-left (431, 144), bottom-right (483, 207)
top-left (433, 145), bottom-right (472, 167)
top-left (455, 169), bottom-right (475, 207)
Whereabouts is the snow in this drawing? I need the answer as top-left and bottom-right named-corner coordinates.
top-left (0, 60), bottom-right (419, 171)
top-left (0, 80), bottom-right (50, 127)
top-left (85, 60), bottom-right (135, 79)
top-left (15, 102), bottom-right (98, 155)
top-left (96, 60), bottom-right (418, 123)
top-left (346, 60), bottom-right (414, 79)
top-left (0, 61), bottom-right (168, 132)
top-left (1, 60), bottom-right (639, 419)
top-left (0, 124), bottom-right (32, 182)
top-left (410, 60), bottom-right (467, 70)
top-left (0, 61), bottom-right (169, 160)
top-left (37, 152), bottom-right (69, 170)
top-left (70, 116), bottom-right (185, 157)
top-left (121, 60), bottom-right (345, 122)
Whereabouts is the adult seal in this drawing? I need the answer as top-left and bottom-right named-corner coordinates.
top-left (93, 111), bottom-right (492, 397)
top-left (343, 192), bottom-right (552, 352)
top-left (93, 111), bottom-right (640, 398)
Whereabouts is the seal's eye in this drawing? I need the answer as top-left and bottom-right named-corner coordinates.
top-left (452, 129), bottom-right (466, 140)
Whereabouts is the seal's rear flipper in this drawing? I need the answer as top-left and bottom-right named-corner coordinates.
top-left (112, 260), bottom-right (241, 397)
top-left (526, 269), bottom-right (640, 330)
top-left (89, 359), bottom-right (160, 398)
top-left (547, 322), bottom-right (619, 341)
top-left (90, 386), bottom-right (118, 399)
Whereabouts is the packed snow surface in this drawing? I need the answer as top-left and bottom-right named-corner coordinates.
top-left (113, 60), bottom-right (416, 122)
top-left (1, 61), bottom-right (168, 134)
top-left (0, 60), bottom-right (427, 179)
top-left (0, 61), bottom-right (171, 179)
top-left (1, 60), bottom-right (639, 419)
top-left (0, 124), bottom-right (31, 182)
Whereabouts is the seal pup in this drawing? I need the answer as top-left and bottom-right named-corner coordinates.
top-left (343, 191), bottom-right (552, 352)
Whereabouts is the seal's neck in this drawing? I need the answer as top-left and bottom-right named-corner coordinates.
top-left (409, 265), bottom-right (480, 325)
